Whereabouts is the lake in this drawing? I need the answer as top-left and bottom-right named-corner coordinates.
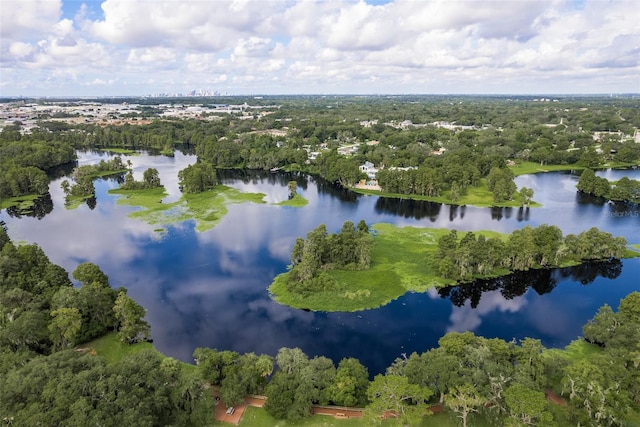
top-left (2, 151), bottom-right (639, 374)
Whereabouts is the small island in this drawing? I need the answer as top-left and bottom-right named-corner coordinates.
top-left (273, 180), bottom-right (308, 207)
top-left (62, 156), bottom-right (131, 209)
top-left (269, 221), bottom-right (638, 312)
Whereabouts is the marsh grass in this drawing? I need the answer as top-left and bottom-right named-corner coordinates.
top-left (0, 194), bottom-right (40, 210)
top-left (108, 185), bottom-right (266, 232)
top-left (270, 224), bottom-right (513, 312)
top-left (64, 194), bottom-right (94, 210)
top-left (87, 168), bottom-right (129, 178)
top-left (102, 148), bottom-right (139, 155)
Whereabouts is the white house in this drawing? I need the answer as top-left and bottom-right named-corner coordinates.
top-left (359, 161), bottom-right (378, 179)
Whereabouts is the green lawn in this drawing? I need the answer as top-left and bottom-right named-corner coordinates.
top-left (508, 161), bottom-right (584, 176)
top-left (509, 160), bottom-right (640, 176)
top-left (552, 338), bottom-right (604, 363)
top-left (84, 332), bottom-right (198, 377)
top-left (82, 332), bottom-right (158, 365)
top-left (353, 180), bottom-right (540, 208)
top-left (233, 406), bottom-right (498, 427)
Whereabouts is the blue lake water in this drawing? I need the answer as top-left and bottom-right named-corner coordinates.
top-left (2, 152), bottom-right (639, 374)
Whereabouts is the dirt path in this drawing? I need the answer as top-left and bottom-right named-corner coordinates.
top-left (545, 389), bottom-right (567, 405)
top-left (311, 405), bottom-right (364, 419)
top-left (215, 394), bottom-right (448, 424)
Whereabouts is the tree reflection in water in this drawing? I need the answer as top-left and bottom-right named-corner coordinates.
top-left (374, 197), bottom-right (442, 221)
top-left (5, 192), bottom-right (54, 220)
top-left (438, 259), bottom-right (623, 308)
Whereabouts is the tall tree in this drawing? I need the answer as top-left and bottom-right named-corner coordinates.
top-left (72, 262), bottom-right (109, 287)
top-left (504, 384), bottom-right (553, 426)
top-left (445, 383), bottom-right (487, 427)
top-left (326, 357), bottom-right (370, 407)
top-left (365, 374), bottom-right (433, 426)
top-left (48, 308), bottom-right (82, 350)
top-left (142, 167), bottom-right (161, 188)
top-left (113, 291), bottom-right (150, 344)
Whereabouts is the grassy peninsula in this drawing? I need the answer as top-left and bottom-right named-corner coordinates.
top-left (270, 224), bottom-right (495, 312)
top-left (509, 160), bottom-right (640, 176)
top-left (270, 223), bottom-right (638, 312)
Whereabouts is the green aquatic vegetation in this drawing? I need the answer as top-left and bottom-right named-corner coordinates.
top-left (0, 194), bottom-right (40, 210)
top-left (109, 185), bottom-right (266, 232)
top-left (64, 194), bottom-right (94, 210)
top-left (102, 147), bottom-right (139, 155)
top-left (273, 193), bottom-right (309, 207)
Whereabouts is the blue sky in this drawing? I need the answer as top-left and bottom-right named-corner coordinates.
top-left (1, 0), bottom-right (638, 97)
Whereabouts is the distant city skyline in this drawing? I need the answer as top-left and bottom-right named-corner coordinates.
top-left (1, 0), bottom-right (639, 97)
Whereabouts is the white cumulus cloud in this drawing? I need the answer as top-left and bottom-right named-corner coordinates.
top-left (1, 0), bottom-right (639, 96)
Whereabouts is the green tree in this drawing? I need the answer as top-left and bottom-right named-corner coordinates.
top-left (48, 307), bottom-right (82, 350)
top-left (404, 348), bottom-right (462, 403)
top-left (192, 347), bottom-right (239, 385)
top-left (113, 291), bottom-right (150, 344)
top-left (178, 162), bottom-right (218, 193)
top-left (287, 180), bottom-right (297, 198)
top-left (618, 291), bottom-right (640, 324)
top-left (275, 347), bottom-right (309, 375)
top-left (365, 374), bottom-right (433, 426)
top-left (532, 224), bottom-right (562, 267)
top-left (142, 167), bottom-right (161, 188)
top-left (518, 187), bottom-right (534, 207)
top-left (327, 357), bottom-right (370, 407)
top-left (576, 169), bottom-right (597, 194)
top-left (504, 383), bottom-right (553, 426)
top-left (72, 262), bottom-right (109, 287)
top-left (261, 371), bottom-right (291, 418)
top-left (444, 383), bottom-right (487, 427)
top-left (578, 147), bottom-right (602, 168)
top-left (487, 167), bottom-right (516, 202)
top-left (562, 359), bottom-right (626, 426)
top-left (582, 304), bottom-right (618, 346)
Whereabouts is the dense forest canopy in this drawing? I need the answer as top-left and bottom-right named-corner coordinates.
top-left (2, 96), bottom-right (639, 206)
